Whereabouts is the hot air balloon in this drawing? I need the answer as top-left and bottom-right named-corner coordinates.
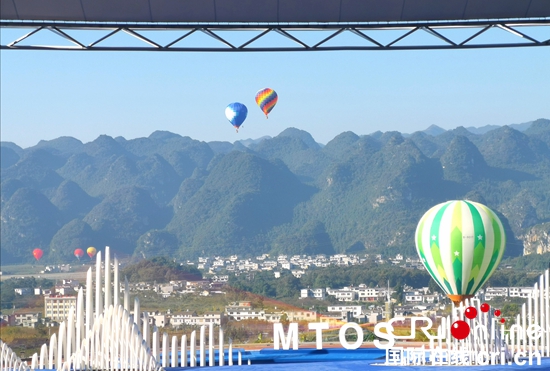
top-left (415, 200), bottom-right (506, 306)
top-left (33, 248), bottom-right (43, 261)
top-left (87, 246), bottom-right (97, 259)
top-left (74, 248), bottom-right (85, 260)
top-left (225, 103), bottom-right (248, 132)
top-left (255, 88), bottom-right (278, 118)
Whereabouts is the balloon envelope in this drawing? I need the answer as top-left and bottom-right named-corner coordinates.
top-left (225, 103), bottom-right (248, 131)
top-left (74, 248), bottom-right (85, 260)
top-left (33, 248), bottom-right (43, 261)
top-left (255, 88), bottom-right (278, 118)
top-left (415, 200), bottom-right (506, 304)
top-left (87, 246), bottom-right (97, 258)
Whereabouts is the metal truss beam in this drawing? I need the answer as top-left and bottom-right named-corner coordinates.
top-left (1, 20), bottom-right (549, 52)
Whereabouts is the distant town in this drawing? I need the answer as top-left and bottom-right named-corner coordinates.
top-left (1, 253), bottom-right (533, 331)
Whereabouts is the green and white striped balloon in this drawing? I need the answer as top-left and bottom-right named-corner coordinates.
top-left (415, 200), bottom-right (506, 301)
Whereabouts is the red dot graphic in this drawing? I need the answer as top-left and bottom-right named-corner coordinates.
top-left (465, 306), bottom-right (478, 319)
top-left (451, 320), bottom-right (471, 340)
top-left (480, 303), bottom-right (490, 313)
top-left (500, 318), bottom-right (506, 324)
top-left (494, 309), bottom-right (501, 317)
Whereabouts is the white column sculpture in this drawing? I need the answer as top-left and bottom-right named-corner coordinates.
top-left (95, 251), bottom-right (102, 319)
top-left (105, 246), bottom-right (111, 310)
top-left (114, 256), bottom-right (120, 307)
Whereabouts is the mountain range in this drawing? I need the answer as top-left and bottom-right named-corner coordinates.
top-left (2, 119), bottom-right (550, 264)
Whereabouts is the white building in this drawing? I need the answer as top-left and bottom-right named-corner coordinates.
top-left (509, 287), bottom-right (535, 298)
top-left (356, 287), bottom-right (386, 302)
top-left (14, 288), bottom-right (32, 295)
top-left (311, 288), bottom-right (326, 300)
top-left (14, 313), bottom-right (41, 328)
top-left (291, 270), bottom-right (305, 278)
top-left (367, 312), bottom-right (383, 323)
top-left (333, 289), bottom-right (357, 302)
top-left (484, 287), bottom-right (509, 301)
top-left (225, 303), bottom-right (264, 321)
top-left (211, 275), bottom-right (229, 282)
top-left (327, 305), bottom-right (365, 318)
top-left (404, 291), bottom-right (425, 303)
top-left (286, 310), bottom-right (317, 322)
top-left (146, 312), bottom-right (167, 327)
top-left (300, 288), bottom-right (326, 300)
top-left (170, 312), bottom-right (195, 327)
top-left (44, 295), bottom-right (77, 321)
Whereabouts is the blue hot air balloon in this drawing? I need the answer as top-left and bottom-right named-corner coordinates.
top-left (225, 103), bottom-right (248, 132)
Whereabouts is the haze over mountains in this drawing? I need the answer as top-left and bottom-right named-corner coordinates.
top-left (2, 119), bottom-right (550, 264)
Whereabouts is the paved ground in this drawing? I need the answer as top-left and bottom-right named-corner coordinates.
top-left (1, 270), bottom-right (89, 281)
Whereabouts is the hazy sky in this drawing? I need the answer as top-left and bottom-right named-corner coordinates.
top-left (1, 26), bottom-right (549, 149)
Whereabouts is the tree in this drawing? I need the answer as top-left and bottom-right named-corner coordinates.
top-left (393, 284), bottom-right (404, 304)
top-left (276, 274), bottom-right (301, 299)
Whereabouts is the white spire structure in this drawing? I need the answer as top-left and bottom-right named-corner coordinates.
top-left (85, 268), bottom-right (92, 339)
top-left (124, 276), bottom-right (130, 312)
top-left (114, 256), bottom-right (120, 307)
top-left (104, 246), bottom-right (111, 309)
top-left (0, 247), bottom-right (164, 371)
top-left (95, 251), bottom-right (102, 319)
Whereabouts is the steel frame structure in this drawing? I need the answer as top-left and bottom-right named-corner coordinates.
top-left (1, 19), bottom-right (549, 52)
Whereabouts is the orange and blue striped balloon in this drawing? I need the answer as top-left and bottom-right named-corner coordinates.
top-left (255, 88), bottom-right (278, 118)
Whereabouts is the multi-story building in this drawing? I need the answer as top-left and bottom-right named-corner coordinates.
top-left (300, 288), bottom-right (326, 300)
top-left (170, 312), bottom-right (195, 327)
top-left (509, 287), bottom-right (534, 298)
top-left (174, 311), bottom-right (224, 326)
top-left (484, 287), bottom-right (509, 301)
top-left (356, 287), bottom-right (386, 302)
top-left (44, 295), bottom-right (77, 322)
top-left (145, 311), bottom-right (168, 327)
top-left (225, 302), bottom-right (265, 321)
top-left (263, 312), bottom-right (283, 323)
top-left (333, 289), bottom-right (357, 302)
top-left (317, 313), bottom-right (345, 327)
top-left (327, 305), bottom-right (365, 318)
top-left (286, 310), bottom-right (317, 322)
top-left (311, 288), bottom-right (326, 300)
top-left (14, 313), bottom-right (41, 328)
top-left (404, 290), bottom-right (425, 303)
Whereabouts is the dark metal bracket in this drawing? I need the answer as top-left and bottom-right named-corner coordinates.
top-left (1, 20), bottom-right (549, 52)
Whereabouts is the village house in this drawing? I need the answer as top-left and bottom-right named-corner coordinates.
top-left (508, 287), bottom-right (534, 298)
top-left (327, 305), bottom-right (365, 320)
top-left (170, 311), bottom-right (196, 327)
top-left (14, 312), bottom-right (42, 328)
top-left (285, 310), bottom-right (317, 322)
top-left (225, 302), bottom-right (265, 321)
top-left (14, 288), bottom-right (32, 296)
top-left (484, 287), bottom-right (509, 301)
top-left (145, 311), bottom-right (167, 327)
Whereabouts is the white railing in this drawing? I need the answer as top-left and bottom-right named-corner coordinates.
top-left (0, 340), bottom-right (30, 371)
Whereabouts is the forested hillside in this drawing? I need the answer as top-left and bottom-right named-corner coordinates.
top-left (2, 119), bottom-right (550, 264)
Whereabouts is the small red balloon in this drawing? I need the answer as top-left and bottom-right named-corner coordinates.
top-left (32, 248), bottom-right (43, 261)
top-left (480, 303), bottom-right (490, 313)
top-left (500, 318), bottom-right (506, 324)
top-left (465, 306), bottom-right (478, 319)
top-left (451, 320), bottom-right (471, 340)
top-left (494, 309), bottom-right (501, 317)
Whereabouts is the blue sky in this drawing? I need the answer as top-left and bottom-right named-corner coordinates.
top-left (1, 26), bottom-right (549, 149)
